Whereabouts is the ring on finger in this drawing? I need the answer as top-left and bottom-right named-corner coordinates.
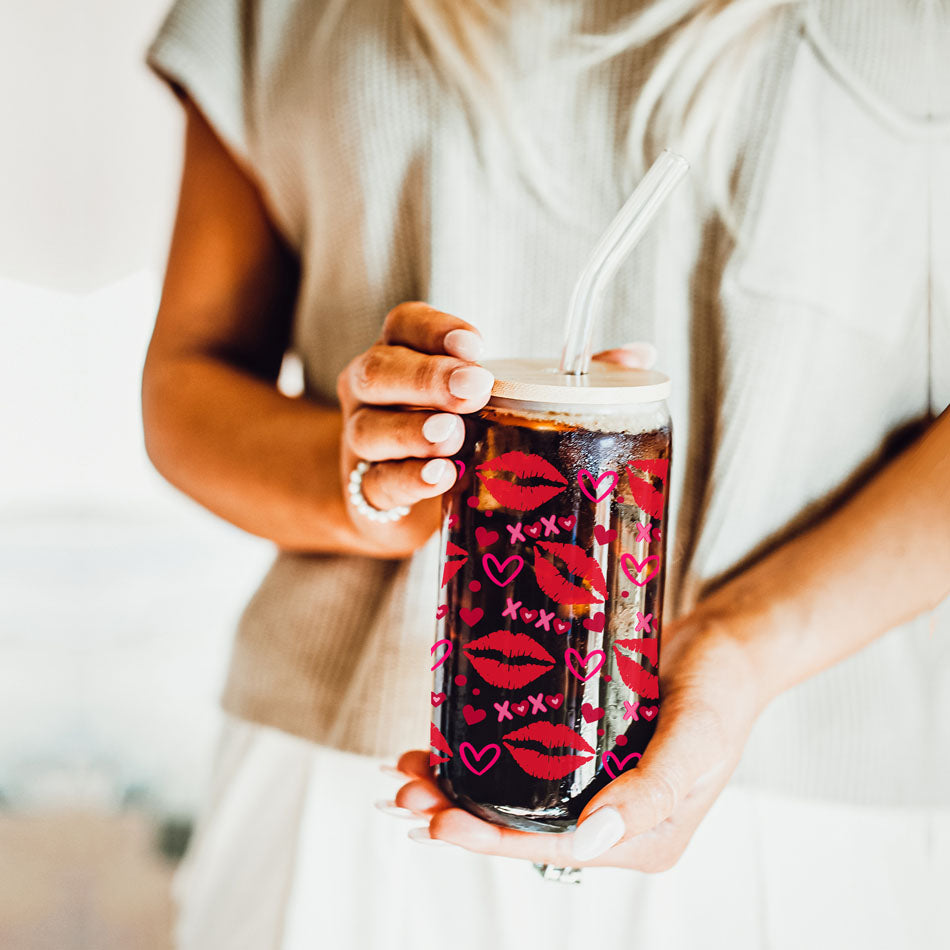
top-left (348, 460), bottom-right (411, 523)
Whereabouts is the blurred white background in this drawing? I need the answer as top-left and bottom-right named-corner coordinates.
top-left (0, 0), bottom-right (273, 818)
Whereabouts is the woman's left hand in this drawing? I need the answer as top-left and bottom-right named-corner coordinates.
top-left (389, 612), bottom-right (768, 871)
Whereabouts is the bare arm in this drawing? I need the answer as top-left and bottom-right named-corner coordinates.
top-left (143, 100), bottom-right (492, 556)
top-left (714, 405), bottom-right (950, 704)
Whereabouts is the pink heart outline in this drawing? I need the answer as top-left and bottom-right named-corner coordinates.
top-left (482, 553), bottom-right (524, 587)
top-left (602, 750), bottom-right (642, 779)
top-left (620, 554), bottom-right (660, 587)
top-left (565, 648), bottom-right (606, 682)
top-left (578, 470), bottom-right (619, 503)
top-left (454, 459), bottom-right (466, 477)
top-left (430, 639), bottom-right (452, 671)
top-left (459, 742), bottom-right (501, 775)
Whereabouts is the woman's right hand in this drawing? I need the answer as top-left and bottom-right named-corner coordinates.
top-left (336, 302), bottom-right (495, 554)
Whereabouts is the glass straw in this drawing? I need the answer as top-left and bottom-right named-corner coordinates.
top-left (560, 149), bottom-right (690, 375)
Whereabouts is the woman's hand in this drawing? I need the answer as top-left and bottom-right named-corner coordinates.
top-left (388, 611), bottom-right (765, 871)
top-left (336, 301), bottom-right (660, 556)
top-left (336, 302), bottom-right (494, 553)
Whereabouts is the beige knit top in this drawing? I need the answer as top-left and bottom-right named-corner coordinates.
top-left (148, 0), bottom-right (950, 807)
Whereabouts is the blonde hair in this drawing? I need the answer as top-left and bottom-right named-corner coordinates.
top-left (403, 0), bottom-right (799, 226)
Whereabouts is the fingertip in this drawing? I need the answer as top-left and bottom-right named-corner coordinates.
top-left (420, 458), bottom-right (452, 485)
top-left (447, 365), bottom-right (494, 403)
top-left (428, 807), bottom-right (502, 851)
top-left (396, 750), bottom-right (432, 779)
top-left (443, 328), bottom-right (484, 361)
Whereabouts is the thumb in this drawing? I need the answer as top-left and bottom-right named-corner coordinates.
top-left (569, 703), bottom-right (719, 862)
top-left (591, 341), bottom-right (657, 370)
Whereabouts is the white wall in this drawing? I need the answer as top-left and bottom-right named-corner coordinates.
top-left (0, 1), bottom-right (273, 813)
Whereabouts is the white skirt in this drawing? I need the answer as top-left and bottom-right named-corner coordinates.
top-left (172, 715), bottom-right (947, 950)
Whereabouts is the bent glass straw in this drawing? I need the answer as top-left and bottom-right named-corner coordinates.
top-left (560, 149), bottom-right (690, 376)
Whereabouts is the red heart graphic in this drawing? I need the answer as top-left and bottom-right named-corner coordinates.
top-left (459, 742), bottom-right (500, 775)
top-left (463, 704), bottom-right (486, 725)
top-left (512, 701), bottom-right (529, 716)
top-left (475, 527), bottom-right (499, 547)
top-left (640, 705), bottom-right (659, 722)
top-left (546, 693), bottom-right (564, 708)
top-left (558, 516), bottom-right (577, 530)
top-left (593, 525), bottom-right (617, 545)
top-left (578, 470), bottom-right (619, 503)
top-left (552, 619), bottom-right (571, 635)
top-left (431, 691), bottom-right (447, 706)
top-left (435, 604), bottom-right (449, 619)
top-left (583, 612), bottom-right (606, 633)
top-left (519, 608), bottom-right (538, 623)
top-left (581, 702), bottom-right (605, 723)
top-left (602, 750), bottom-right (642, 779)
top-left (524, 523), bottom-right (542, 539)
top-left (459, 606), bottom-right (484, 626)
top-left (448, 514), bottom-right (458, 529)
top-left (620, 554), bottom-right (660, 587)
top-left (482, 554), bottom-right (524, 586)
top-left (565, 648), bottom-right (605, 681)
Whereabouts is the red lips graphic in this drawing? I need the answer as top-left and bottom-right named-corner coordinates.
top-left (625, 459), bottom-right (668, 521)
top-left (613, 638), bottom-right (659, 699)
top-left (476, 451), bottom-right (568, 511)
top-left (430, 722), bottom-right (453, 766)
top-left (463, 629), bottom-right (556, 689)
top-left (442, 541), bottom-right (469, 587)
top-left (502, 720), bottom-right (595, 780)
top-left (533, 540), bottom-right (608, 605)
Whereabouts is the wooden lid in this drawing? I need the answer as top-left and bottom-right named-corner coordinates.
top-left (481, 358), bottom-right (671, 405)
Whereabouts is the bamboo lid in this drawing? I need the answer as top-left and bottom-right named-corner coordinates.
top-left (481, 358), bottom-right (671, 405)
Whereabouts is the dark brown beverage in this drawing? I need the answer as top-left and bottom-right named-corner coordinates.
top-left (431, 393), bottom-right (671, 832)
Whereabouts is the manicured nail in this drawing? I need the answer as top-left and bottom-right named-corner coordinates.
top-left (379, 764), bottom-right (405, 779)
top-left (421, 458), bottom-right (450, 485)
top-left (422, 413), bottom-right (462, 444)
top-left (619, 342), bottom-right (657, 367)
top-left (374, 799), bottom-right (417, 819)
top-left (449, 366), bottom-right (494, 400)
top-left (443, 328), bottom-right (483, 361)
top-left (408, 826), bottom-right (452, 847)
top-left (571, 806), bottom-right (625, 861)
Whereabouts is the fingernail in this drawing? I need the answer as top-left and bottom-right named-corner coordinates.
top-left (379, 764), bottom-right (405, 779)
top-left (422, 413), bottom-right (462, 444)
top-left (421, 458), bottom-right (450, 485)
top-left (571, 805), bottom-right (625, 861)
top-left (408, 825), bottom-right (452, 847)
top-left (443, 329), bottom-right (483, 361)
top-left (449, 366), bottom-right (494, 401)
top-left (374, 799), bottom-right (417, 819)
top-left (619, 342), bottom-right (657, 367)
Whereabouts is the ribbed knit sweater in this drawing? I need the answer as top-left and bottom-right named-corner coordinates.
top-left (148, 0), bottom-right (950, 807)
